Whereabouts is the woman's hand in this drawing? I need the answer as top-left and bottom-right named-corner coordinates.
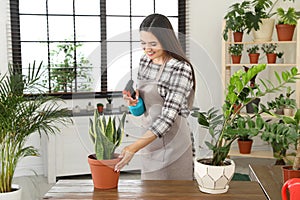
top-left (114, 146), bottom-right (135, 172)
top-left (122, 89), bottom-right (139, 106)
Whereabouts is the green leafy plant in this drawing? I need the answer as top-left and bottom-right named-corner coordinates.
top-left (0, 61), bottom-right (72, 193)
top-left (247, 45), bottom-right (260, 54)
top-left (46, 42), bottom-right (93, 93)
top-left (277, 51), bottom-right (284, 58)
top-left (228, 44), bottom-right (244, 56)
top-left (192, 64), bottom-right (299, 166)
top-left (89, 110), bottom-right (126, 160)
top-left (261, 43), bottom-right (278, 54)
top-left (277, 7), bottom-right (300, 25)
top-left (223, 1), bottom-right (252, 41)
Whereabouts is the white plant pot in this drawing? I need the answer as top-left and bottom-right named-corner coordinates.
top-left (283, 108), bottom-right (294, 116)
top-left (277, 57), bottom-right (284, 64)
top-left (252, 18), bottom-right (275, 42)
top-left (194, 158), bottom-right (235, 194)
top-left (0, 184), bottom-right (22, 200)
top-left (106, 103), bottom-right (113, 111)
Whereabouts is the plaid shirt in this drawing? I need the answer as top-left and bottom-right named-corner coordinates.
top-left (137, 54), bottom-right (194, 137)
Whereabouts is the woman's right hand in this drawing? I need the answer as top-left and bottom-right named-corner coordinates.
top-left (122, 89), bottom-right (139, 106)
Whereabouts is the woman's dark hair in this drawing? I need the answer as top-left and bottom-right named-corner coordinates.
top-left (139, 13), bottom-right (195, 90)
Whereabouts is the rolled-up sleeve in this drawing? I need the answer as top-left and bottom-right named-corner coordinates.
top-left (149, 61), bottom-right (194, 137)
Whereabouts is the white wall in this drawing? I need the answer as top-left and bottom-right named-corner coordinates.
top-left (0, 0), bottom-right (8, 76)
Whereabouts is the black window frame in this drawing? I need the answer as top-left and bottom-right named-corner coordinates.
top-left (9, 0), bottom-right (187, 99)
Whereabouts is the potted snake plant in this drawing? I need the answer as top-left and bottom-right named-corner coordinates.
top-left (192, 64), bottom-right (299, 194)
top-left (88, 110), bottom-right (126, 189)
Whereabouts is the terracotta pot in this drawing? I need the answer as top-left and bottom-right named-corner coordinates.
top-left (231, 55), bottom-right (242, 64)
top-left (266, 53), bottom-right (277, 64)
top-left (282, 166), bottom-right (300, 183)
top-left (97, 105), bottom-right (104, 113)
top-left (248, 53), bottom-right (260, 64)
top-left (276, 24), bottom-right (296, 41)
top-left (238, 139), bottom-right (253, 154)
top-left (233, 32), bottom-right (243, 42)
top-left (233, 104), bottom-right (242, 114)
top-left (88, 154), bottom-right (121, 189)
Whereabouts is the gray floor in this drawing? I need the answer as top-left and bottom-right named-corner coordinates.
top-left (13, 157), bottom-right (276, 200)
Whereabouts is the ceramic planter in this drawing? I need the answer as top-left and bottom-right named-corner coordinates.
top-left (283, 108), bottom-right (294, 116)
top-left (276, 24), bottom-right (296, 41)
top-left (238, 139), bottom-right (253, 154)
top-left (282, 166), bottom-right (300, 183)
top-left (194, 158), bottom-right (235, 194)
top-left (0, 184), bottom-right (22, 200)
top-left (88, 154), bottom-right (121, 189)
top-left (252, 18), bottom-right (275, 42)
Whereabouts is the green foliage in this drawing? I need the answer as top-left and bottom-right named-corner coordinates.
top-left (228, 44), bottom-right (244, 56)
top-left (277, 51), bottom-right (284, 58)
top-left (192, 64), bottom-right (299, 166)
top-left (89, 111), bottom-right (126, 160)
top-left (277, 7), bottom-right (299, 25)
top-left (261, 43), bottom-right (278, 54)
top-left (223, 1), bottom-right (251, 41)
top-left (247, 45), bottom-right (260, 54)
top-left (0, 61), bottom-right (72, 193)
top-left (46, 42), bottom-right (93, 93)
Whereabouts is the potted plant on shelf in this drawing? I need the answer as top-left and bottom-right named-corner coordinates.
top-left (88, 110), bottom-right (126, 189)
top-left (106, 96), bottom-right (113, 111)
top-left (229, 44), bottom-right (244, 64)
top-left (261, 43), bottom-right (278, 63)
top-left (97, 103), bottom-right (104, 113)
top-left (276, 7), bottom-right (300, 41)
top-left (223, 1), bottom-right (252, 42)
top-left (247, 45), bottom-right (260, 64)
top-left (277, 51), bottom-right (284, 64)
top-left (0, 62), bottom-right (72, 199)
top-left (191, 64), bottom-right (298, 194)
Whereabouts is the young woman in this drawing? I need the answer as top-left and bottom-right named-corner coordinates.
top-left (115, 13), bottom-right (195, 180)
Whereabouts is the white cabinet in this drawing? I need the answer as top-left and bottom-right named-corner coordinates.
top-left (44, 114), bottom-right (143, 183)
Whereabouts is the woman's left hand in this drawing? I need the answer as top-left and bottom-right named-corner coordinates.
top-left (114, 146), bottom-right (135, 172)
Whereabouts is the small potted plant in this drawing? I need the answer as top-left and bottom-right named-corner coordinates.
top-left (276, 7), bottom-right (299, 41)
top-left (277, 51), bottom-right (284, 64)
top-left (283, 86), bottom-right (296, 116)
top-left (191, 64), bottom-right (298, 194)
top-left (97, 103), bottom-right (104, 113)
top-left (246, 45), bottom-right (260, 64)
top-left (261, 43), bottom-right (278, 63)
top-left (88, 110), bottom-right (126, 189)
top-left (228, 44), bottom-right (244, 64)
top-left (223, 1), bottom-right (251, 42)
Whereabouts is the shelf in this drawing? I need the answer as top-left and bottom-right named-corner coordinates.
top-left (229, 148), bottom-right (273, 159)
top-left (225, 63), bottom-right (297, 67)
top-left (226, 40), bottom-right (297, 45)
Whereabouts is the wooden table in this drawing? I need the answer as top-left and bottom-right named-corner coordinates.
top-left (249, 164), bottom-right (283, 200)
top-left (43, 179), bottom-right (266, 200)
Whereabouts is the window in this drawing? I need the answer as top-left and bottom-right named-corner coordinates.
top-left (10, 0), bottom-right (186, 96)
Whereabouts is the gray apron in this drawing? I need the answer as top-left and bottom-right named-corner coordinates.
top-left (137, 61), bottom-right (193, 180)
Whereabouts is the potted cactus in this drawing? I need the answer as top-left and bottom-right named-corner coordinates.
top-left (88, 110), bottom-right (126, 189)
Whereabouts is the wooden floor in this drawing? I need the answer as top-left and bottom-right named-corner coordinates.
top-left (43, 179), bottom-right (266, 200)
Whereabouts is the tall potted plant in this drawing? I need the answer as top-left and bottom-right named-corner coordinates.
top-left (0, 62), bottom-right (72, 199)
top-left (88, 110), bottom-right (126, 189)
top-left (192, 64), bottom-right (298, 194)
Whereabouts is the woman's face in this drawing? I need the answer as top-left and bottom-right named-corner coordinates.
top-left (140, 31), bottom-right (166, 64)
